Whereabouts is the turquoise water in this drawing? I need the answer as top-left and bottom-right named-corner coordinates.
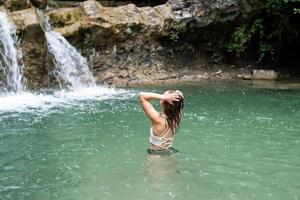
top-left (0, 82), bottom-right (300, 200)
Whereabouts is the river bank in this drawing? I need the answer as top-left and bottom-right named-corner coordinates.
top-left (99, 67), bottom-right (300, 88)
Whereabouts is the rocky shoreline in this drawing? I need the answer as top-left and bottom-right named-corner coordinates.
top-left (95, 66), bottom-right (288, 87)
top-left (117, 70), bottom-right (300, 90)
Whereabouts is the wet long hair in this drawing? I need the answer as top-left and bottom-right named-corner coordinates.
top-left (162, 90), bottom-right (184, 135)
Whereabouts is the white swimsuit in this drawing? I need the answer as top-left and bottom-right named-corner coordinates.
top-left (149, 127), bottom-right (174, 149)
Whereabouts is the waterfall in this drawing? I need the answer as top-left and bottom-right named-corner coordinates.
top-left (38, 11), bottom-right (96, 90)
top-left (0, 11), bottom-right (24, 93)
top-left (0, 10), bottom-right (129, 113)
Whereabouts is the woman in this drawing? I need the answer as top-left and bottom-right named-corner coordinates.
top-left (139, 90), bottom-right (184, 154)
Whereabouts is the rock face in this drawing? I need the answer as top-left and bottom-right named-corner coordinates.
top-left (44, 0), bottom-right (262, 86)
top-left (253, 70), bottom-right (278, 80)
top-left (1, 0), bottom-right (264, 88)
top-left (4, 0), bottom-right (31, 11)
top-left (49, 0), bottom-right (168, 7)
top-left (48, 1), bottom-right (170, 41)
top-left (29, 0), bottom-right (48, 9)
top-left (10, 8), bottom-right (55, 89)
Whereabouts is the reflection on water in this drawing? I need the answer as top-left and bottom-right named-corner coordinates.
top-left (0, 82), bottom-right (300, 200)
top-left (146, 154), bottom-right (176, 190)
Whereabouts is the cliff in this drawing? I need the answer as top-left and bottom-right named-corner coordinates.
top-left (3, 0), bottom-right (264, 88)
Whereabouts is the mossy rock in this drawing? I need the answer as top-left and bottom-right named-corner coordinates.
top-left (48, 7), bottom-right (84, 28)
top-left (164, 20), bottom-right (188, 42)
top-left (4, 0), bottom-right (31, 11)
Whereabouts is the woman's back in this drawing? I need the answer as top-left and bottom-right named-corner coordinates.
top-left (139, 90), bottom-right (184, 153)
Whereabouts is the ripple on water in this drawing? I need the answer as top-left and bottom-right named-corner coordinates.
top-left (0, 84), bottom-right (300, 200)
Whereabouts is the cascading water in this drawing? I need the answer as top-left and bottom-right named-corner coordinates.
top-left (38, 11), bottom-right (96, 90)
top-left (0, 11), bottom-right (24, 93)
top-left (0, 10), bottom-right (130, 113)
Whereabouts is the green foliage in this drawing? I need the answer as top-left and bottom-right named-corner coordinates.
top-left (166, 21), bottom-right (187, 42)
top-left (266, 0), bottom-right (300, 13)
top-left (294, 8), bottom-right (300, 14)
top-left (227, 19), bottom-right (265, 57)
top-left (227, 26), bottom-right (248, 55)
top-left (290, 0), bottom-right (300, 14)
top-left (226, 0), bottom-right (299, 62)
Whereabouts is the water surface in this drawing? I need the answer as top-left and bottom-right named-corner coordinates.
top-left (0, 82), bottom-right (299, 200)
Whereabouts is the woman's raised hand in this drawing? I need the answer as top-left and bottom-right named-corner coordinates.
top-left (163, 93), bottom-right (181, 105)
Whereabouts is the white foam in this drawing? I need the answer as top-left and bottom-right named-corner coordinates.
top-left (0, 92), bottom-right (64, 112)
top-left (53, 86), bottom-right (128, 101)
top-left (0, 86), bottom-right (134, 113)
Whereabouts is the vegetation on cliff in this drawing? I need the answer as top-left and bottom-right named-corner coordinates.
top-left (227, 0), bottom-right (300, 67)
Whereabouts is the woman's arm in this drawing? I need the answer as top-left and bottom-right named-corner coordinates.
top-left (139, 92), bottom-right (180, 124)
top-left (139, 92), bottom-right (165, 101)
